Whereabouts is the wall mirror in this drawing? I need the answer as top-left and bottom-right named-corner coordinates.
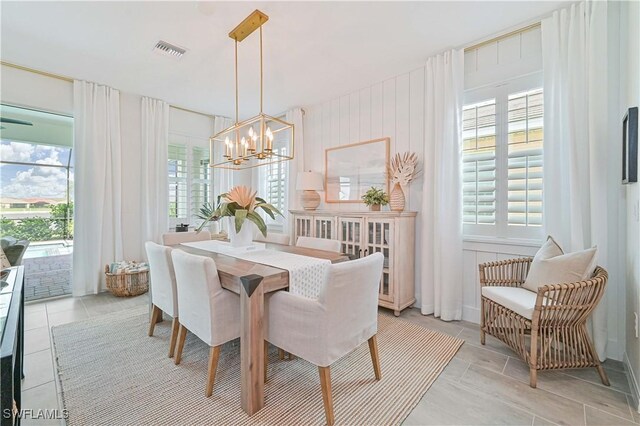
top-left (325, 137), bottom-right (389, 203)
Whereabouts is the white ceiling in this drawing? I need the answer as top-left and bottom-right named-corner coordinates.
top-left (1, 1), bottom-right (568, 118)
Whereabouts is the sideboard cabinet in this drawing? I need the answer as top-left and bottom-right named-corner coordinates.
top-left (290, 210), bottom-right (416, 316)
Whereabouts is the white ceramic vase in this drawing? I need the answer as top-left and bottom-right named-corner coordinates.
top-left (228, 217), bottom-right (255, 247)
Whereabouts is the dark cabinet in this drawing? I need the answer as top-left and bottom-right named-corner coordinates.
top-left (1, 266), bottom-right (25, 426)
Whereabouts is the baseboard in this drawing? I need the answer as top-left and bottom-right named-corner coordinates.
top-left (462, 305), bottom-right (480, 324)
top-left (625, 352), bottom-right (640, 414)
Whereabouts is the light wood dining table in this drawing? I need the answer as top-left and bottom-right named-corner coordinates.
top-left (171, 242), bottom-right (349, 416)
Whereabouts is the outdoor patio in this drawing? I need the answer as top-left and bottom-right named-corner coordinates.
top-left (22, 251), bottom-right (72, 301)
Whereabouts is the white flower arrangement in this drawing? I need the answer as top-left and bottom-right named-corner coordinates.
top-left (388, 152), bottom-right (420, 186)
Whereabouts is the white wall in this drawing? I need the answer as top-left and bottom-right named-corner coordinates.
top-left (1, 64), bottom-right (73, 116)
top-left (303, 26), bottom-right (544, 320)
top-left (0, 66), bottom-right (226, 262)
top-left (621, 0), bottom-right (640, 411)
top-left (304, 67), bottom-right (428, 304)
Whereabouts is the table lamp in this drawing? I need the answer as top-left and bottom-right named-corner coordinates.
top-left (296, 171), bottom-right (324, 210)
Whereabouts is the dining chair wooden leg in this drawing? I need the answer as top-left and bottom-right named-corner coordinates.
top-left (318, 366), bottom-right (335, 426)
top-left (368, 335), bottom-right (381, 380)
top-left (278, 348), bottom-right (285, 360)
top-left (264, 341), bottom-right (269, 383)
top-left (168, 317), bottom-right (180, 358)
top-left (174, 324), bottom-right (187, 365)
top-left (148, 305), bottom-right (162, 337)
top-left (205, 345), bottom-right (221, 397)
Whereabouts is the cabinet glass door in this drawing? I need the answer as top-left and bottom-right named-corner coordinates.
top-left (314, 217), bottom-right (335, 240)
top-left (295, 216), bottom-right (313, 240)
top-left (366, 219), bottom-right (394, 302)
top-left (338, 218), bottom-right (364, 258)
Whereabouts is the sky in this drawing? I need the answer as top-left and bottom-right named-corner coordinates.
top-left (0, 140), bottom-right (73, 200)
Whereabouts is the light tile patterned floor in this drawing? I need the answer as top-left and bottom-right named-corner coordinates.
top-left (20, 294), bottom-right (640, 425)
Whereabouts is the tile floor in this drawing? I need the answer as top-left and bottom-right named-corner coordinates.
top-left (19, 294), bottom-right (640, 425)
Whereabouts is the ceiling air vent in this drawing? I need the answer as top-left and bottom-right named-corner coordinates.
top-left (153, 40), bottom-right (186, 59)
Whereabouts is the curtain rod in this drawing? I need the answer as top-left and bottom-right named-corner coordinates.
top-left (1, 61), bottom-right (217, 119)
top-left (464, 22), bottom-right (541, 52)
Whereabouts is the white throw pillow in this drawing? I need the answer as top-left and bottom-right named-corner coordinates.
top-left (532, 235), bottom-right (564, 261)
top-left (522, 236), bottom-right (597, 292)
top-left (0, 247), bottom-right (11, 269)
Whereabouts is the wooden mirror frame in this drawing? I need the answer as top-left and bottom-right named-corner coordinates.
top-left (324, 137), bottom-right (390, 203)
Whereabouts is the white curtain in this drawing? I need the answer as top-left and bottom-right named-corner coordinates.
top-left (542, 1), bottom-right (609, 360)
top-left (140, 97), bottom-right (169, 254)
top-left (286, 108), bottom-right (305, 239)
top-left (420, 50), bottom-right (465, 320)
top-left (72, 80), bottom-right (123, 295)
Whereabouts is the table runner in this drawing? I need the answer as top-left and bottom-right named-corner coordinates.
top-left (180, 241), bottom-right (330, 299)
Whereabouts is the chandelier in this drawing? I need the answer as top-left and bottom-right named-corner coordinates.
top-left (210, 10), bottom-right (294, 170)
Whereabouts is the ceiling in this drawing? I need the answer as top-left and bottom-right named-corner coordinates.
top-left (1, 1), bottom-right (569, 118)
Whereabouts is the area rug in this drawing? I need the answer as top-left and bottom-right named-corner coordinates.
top-left (52, 307), bottom-right (463, 425)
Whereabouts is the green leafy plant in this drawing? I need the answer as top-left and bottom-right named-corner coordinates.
top-left (361, 187), bottom-right (389, 206)
top-left (196, 202), bottom-right (219, 224)
top-left (195, 185), bottom-right (283, 237)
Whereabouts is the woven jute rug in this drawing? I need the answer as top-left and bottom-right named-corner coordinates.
top-left (52, 306), bottom-right (463, 426)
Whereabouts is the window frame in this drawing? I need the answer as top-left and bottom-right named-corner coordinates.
top-left (167, 133), bottom-right (213, 230)
top-left (463, 72), bottom-right (544, 241)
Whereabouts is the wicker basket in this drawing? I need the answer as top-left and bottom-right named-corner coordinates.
top-left (104, 265), bottom-right (149, 297)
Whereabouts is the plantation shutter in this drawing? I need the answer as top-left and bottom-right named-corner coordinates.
top-left (507, 89), bottom-right (543, 227)
top-left (462, 100), bottom-right (497, 225)
top-left (168, 144), bottom-right (188, 219)
top-left (266, 147), bottom-right (287, 214)
top-left (190, 146), bottom-right (211, 223)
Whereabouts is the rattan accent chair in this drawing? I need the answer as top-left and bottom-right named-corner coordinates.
top-left (479, 257), bottom-right (610, 388)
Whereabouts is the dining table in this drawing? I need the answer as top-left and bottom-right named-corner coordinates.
top-left (171, 242), bottom-right (349, 416)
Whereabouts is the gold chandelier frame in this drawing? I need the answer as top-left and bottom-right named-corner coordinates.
top-left (210, 10), bottom-right (294, 170)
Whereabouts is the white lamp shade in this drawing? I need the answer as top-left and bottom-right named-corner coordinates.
top-left (296, 171), bottom-right (324, 191)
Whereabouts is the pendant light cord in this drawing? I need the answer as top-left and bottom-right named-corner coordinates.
top-left (235, 39), bottom-right (239, 124)
top-left (260, 24), bottom-right (263, 114)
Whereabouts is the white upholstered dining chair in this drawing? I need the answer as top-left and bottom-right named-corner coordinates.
top-left (254, 232), bottom-right (291, 245)
top-left (171, 250), bottom-right (241, 397)
top-left (161, 230), bottom-right (211, 246)
top-left (265, 252), bottom-right (384, 425)
top-left (296, 236), bottom-right (341, 253)
top-left (145, 241), bottom-right (180, 358)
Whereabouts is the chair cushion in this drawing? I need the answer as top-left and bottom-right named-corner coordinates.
top-left (482, 286), bottom-right (538, 320)
top-left (1, 247), bottom-right (12, 269)
top-left (1, 237), bottom-right (17, 250)
top-left (522, 236), bottom-right (597, 292)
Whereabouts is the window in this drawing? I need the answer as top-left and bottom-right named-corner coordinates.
top-left (463, 79), bottom-right (543, 240)
top-left (265, 148), bottom-right (287, 213)
top-left (507, 89), bottom-right (543, 227)
top-left (463, 99), bottom-right (497, 226)
top-left (0, 105), bottom-right (74, 244)
top-left (167, 136), bottom-right (213, 229)
top-left (168, 144), bottom-right (188, 220)
top-left (257, 147), bottom-right (287, 233)
top-left (191, 146), bottom-right (211, 219)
